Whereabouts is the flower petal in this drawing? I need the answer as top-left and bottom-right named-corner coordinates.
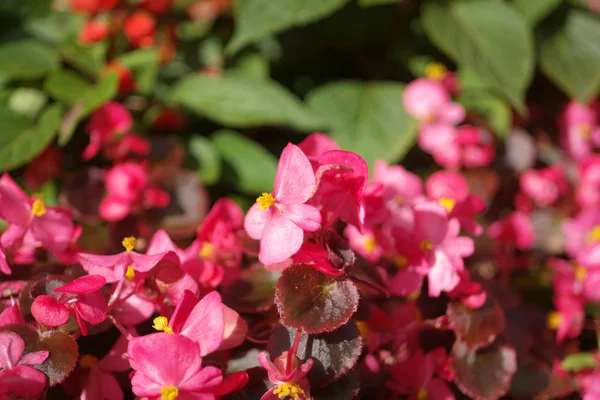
top-left (0, 332), bottom-right (24, 369)
top-left (279, 203), bottom-right (321, 232)
top-left (76, 291), bottom-right (108, 324)
top-left (31, 295), bottom-right (70, 327)
top-left (180, 291), bottom-right (225, 356)
top-left (244, 203), bottom-right (270, 240)
top-left (78, 252), bottom-right (128, 283)
top-left (31, 207), bottom-right (74, 253)
top-left (55, 275), bottom-right (106, 294)
top-left (258, 210), bottom-right (304, 265)
top-left (274, 143), bottom-right (316, 205)
top-left (0, 365), bottom-right (48, 398)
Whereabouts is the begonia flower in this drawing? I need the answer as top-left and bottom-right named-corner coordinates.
top-left (0, 332), bottom-right (49, 399)
top-left (372, 160), bottom-right (423, 207)
top-left (0, 305), bottom-right (25, 327)
top-left (564, 208), bottom-right (600, 257)
top-left (124, 11), bottom-right (156, 48)
top-left (83, 102), bottom-right (132, 160)
top-left (559, 100), bottom-right (600, 159)
top-left (547, 294), bottom-right (585, 344)
top-left (403, 78), bottom-right (464, 126)
top-left (69, 0), bottom-right (119, 13)
top-left (487, 211), bottom-right (535, 251)
top-left (297, 132), bottom-right (340, 170)
top-left (576, 155), bottom-right (600, 208)
top-left (79, 19), bottom-right (111, 44)
top-left (519, 165), bottom-right (569, 208)
top-left (258, 351), bottom-right (313, 400)
top-left (244, 143), bottom-right (321, 265)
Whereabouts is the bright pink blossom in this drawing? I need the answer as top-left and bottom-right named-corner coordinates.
top-left (559, 100), bottom-right (600, 159)
top-left (258, 351), bottom-right (313, 400)
top-left (0, 332), bottom-right (49, 399)
top-left (519, 165), bottom-right (569, 208)
top-left (31, 275), bottom-right (108, 336)
top-left (549, 293), bottom-right (584, 344)
top-left (244, 143), bottom-right (321, 265)
top-left (0, 305), bottom-right (25, 327)
top-left (563, 208), bottom-right (600, 257)
top-left (83, 102), bottom-right (133, 160)
top-left (0, 173), bottom-right (75, 254)
top-left (403, 78), bottom-right (464, 125)
top-left (487, 211), bottom-right (535, 251)
top-left (576, 155), bottom-right (600, 208)
top-left (298, 132), bottom-right (340, 170)
top-left (128, 333), bottom-right (223, 400)
top-left (372, 160), bottom-right (423, 207)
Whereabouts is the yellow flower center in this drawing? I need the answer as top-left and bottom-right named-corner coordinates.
top-left (199, 242), bottom-right (214, 259)
top-left (580, 123), bottom-right (593, 140)
top-left (79, 354), bottom-right (98, 369)
top-left (425, 62), bottom-right (447, 80)
top-left (122, 236), bottom-right (137, 252)
top-left (256, 192), bottom-right (276, 210)
top-left (160, 385), bottom-right (179, 400)
top-left (273, 382), bottom-right (305, 400)
top-left (125, 266), bottom-right (135, 280)
top-left (586, 226), bottom-right (600, 244)
top-left (152, 316), bottom-right (174, 334)
top-left (364, 236), bottom-right (377, 254)
top-left (547, 311), bottom-right (562, 330)
top-left (394, 255), bottom-right (408, 269)
top-left (356, 321), bottom-right (369, 341)
top-left (420, 239), bottom-right (433, 251)
top-left (575, 265), bottom-right (587, 281)
top-left (31, 198), bottom-right (47, 217)
top-left (438, 197), bottom-right (456, 213)
top-left (417, 388), bottom-right (428, 400)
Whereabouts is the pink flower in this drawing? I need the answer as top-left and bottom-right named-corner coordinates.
top-left (425, 170), bottom-right (485, 235)
top-left (0, 242), bottom-right (10, 275)
top-left (0, 305), bottom-right (25, 327)
top-left (128, 333), bottom-right (223, 399)
top-left (487, 211), bottom-right (535, 251)
top-left (80, 334), bottom-right (131, 400)
top-left (149, 290), bottom-right (247, 356)
top-left (547, 293), bottom-right (584, 343)
top-left (257, 351), bottom-right (313, 400)
top-left (558, 100), bottom-right (600, 159)
top-left (387, 349), bottom-right (455, 400)
top-left (297, 132), bottom-right (340, 170)
top-left (403, 78), bottom-right (464, 125)
top-left (581, 365), bottom-right (600, 400)
top-left (372, 160), bottom-right (423, 207)
top-left (576, 155), bottom-right (600, 208)
top-left (519, 166), bottom-right (569, 208)
top-left (31, 275), bottom-right (108, 336)
top-left (78, 236), bottom-right (180, 283)
top-left (244, 143), bottom-right (321, 265)
top-left (99, 162), bottom-right (170, 221)
top-left (345, 225), bottom-right (384, 263)
top-left (103, 133), bottom-right (151, 161)
top-left (83, 102), bottom-right (133, 160)
top-left (563, 208), bottom-right (600, 257)
top-left (0, 332), bottom-right (49, 399)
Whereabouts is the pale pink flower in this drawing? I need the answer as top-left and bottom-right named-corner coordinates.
top-left (558, 100), bottom-right (600, 159)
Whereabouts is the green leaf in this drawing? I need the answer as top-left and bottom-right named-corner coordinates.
top-left (60, 40), bottom-right (107, 77)
top-left (306, 80), bottom-right (418, 170)
top-left (211, 130), bottom-right (277, 195)
top-left (45, 70), bottom-right (91, 106)
top-left (458, 91), bottom-right (512, 138)
top-left (540, 10), bottom-right (600, 103)
top-left (8, 88), bottom-right (48, 119)
top-left (561, 352), bottom-right (599, 372)
top-left (227, 0), bottom-right (351, 54)
top-left (171, 74), bottom-right (324, 131)
top-left (189, 134), bottom-right (222, 186)
top-left (422, 0), bottom-right (534, 111)
top-left (358, 0), bottom-right (400, 6)
top-left (0, 39), bottom-right (59, 81)
top-left (512, 0), bottom-right (563, 25)
top-left (0, 103), bottom-right (63, 171)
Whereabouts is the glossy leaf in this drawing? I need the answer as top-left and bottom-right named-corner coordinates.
top-left (227, 0), bottom-right (351, 54)
top-left (422, 0), bottom-right (534, 111)
top-left (306, 81), bottom-right (418, 170)
top-left (275, 264), bottom-right (359, 334)
top-left (0, 39), bottom-right (59, 80)
top-left (560, 352), bottom-right (599, 372)
top-left (211, 130), bottom-right (277, 195)
top-left (171, 74), bottom-right (325, 131)
top-left (452, 340), bottom-right (517, 400)
top-left (189, 134), bottom-right (222, 186)
top-left (539, 10), bottom-right (600, 103)
top-left (512, 0), bottom-right (562, 25)
top-left (447, 296), bottom-right (505, 351)
top-left (44, 69), bottom-right (91, 106)
top-left (268, 322), bottom-right (362, 387)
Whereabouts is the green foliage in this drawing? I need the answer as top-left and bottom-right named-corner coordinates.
top-left (512, 0), bottom-right (563, 25)
top-left (189, 134), bottom-right (222, 186)
top-left (0, 40), bottom-right (59, 81)
top-left (560, 352), bottom-right (599, 371)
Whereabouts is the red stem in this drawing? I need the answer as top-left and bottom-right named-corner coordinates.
top-left (286, 329), bottom-right (303, 375)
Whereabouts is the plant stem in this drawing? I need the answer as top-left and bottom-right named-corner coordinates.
top-left (286, 329), bottom-right (303, 375)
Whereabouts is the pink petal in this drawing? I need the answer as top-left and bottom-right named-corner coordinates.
top-left (76, 291), bottom-right (108, 324)
top-left (180, 291), bottom-right (225, 356)
top-left (78, 252), bottom-right (129, 283)
top-left (437, 101), bottom-right (465, 125)
top-left (31, 207), bottom-right (74, 253)
top-left (279, 203), bottom-right (321, 232)
top-left (0, 243), bottom-right (10, 275)
top-left (0, 365), bottom-right (48, 398)
top-left (274, 143), bottom-right (316, 205)
top-left (402, 79), bottom-right (450, 121)
top-left (0, 224), bottom-right (27, 249)
top-left (146, 229), bottom-right (180, 255)
top-left (169, 289), bottom-right (199, 335)
top-left (113, 291), bottom-right (155, 327)
top-left (258, 210), bottom-right (304, 265)
top-left (129, 250), bottom-right (179, 273)
top-left (211, 371), bottom-right (249, 396)
top-left (218, 305), bottom-right (248, 351)
top-left (0, 305), bottom-right (25, 327)
top-left (19, 350), bottom-right (49, 366)
top-left (98, 370), bottom-right (124, 400)
top-left (413, 201), bottom-right (449, 246)
top-left (0, 174), bottom-right (30, 225)
top-left (0, 332), bottom-right (24, 369)
top-left (388, 270), bottom-right (423, 296)
top-left (97, 334), bottom-right (131, 372)
top-left (428, 251), bottom-right (460, 297)
top-left (179, 365), bottom-right (223, 392)
top-left (55, 275), bottom-right (106, 294)
top-left (99, 196), bottom-right (132, 222)
top-left (31, 295), bottom-right (70, 327)
top-left (244, 203), bottom-right (270, 240)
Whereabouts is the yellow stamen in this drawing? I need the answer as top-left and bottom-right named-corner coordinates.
top-left (394, 255), bottom-right (408, 269)
top-left (122, 236), bottom-right (137, 252)
top-left (152, 316), bottom-right (174, 334)
top-left (273, 382), bottom-right (305, 400)
top-left (31, 198), bottom-right (47, 217)
top-left (356, 321), bottom-right (369, 342)
top-left (364, 236), bottom-right (377, 254)
top-left (160, 385), bottom-right (179, 400)
top-left (417, 389), bottom-right (428, 400)
top-left (438, 197), bottom-right (456, 213)
top-left (425, 62), bottom-right (447, 80)
top-left (580, 123), bottom-right (593, 140)
top-left (199, 242), bottom-right (214, 259)
top-left (547, 311), bottom-right (562, 330)
top-left (586, 226), bottom-right (600, 244)
top-left (575, 265), bottom-right (587, 281)
top-left (420, 240), bottom-right (433, 251)
top-left (125, 266), bottom-right (135, 281)
top-left (256, 192), bottom-right (276, 210)
top-left (79, 354), bottom-right (98, 369)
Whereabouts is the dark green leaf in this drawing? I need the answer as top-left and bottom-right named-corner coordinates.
top-left (0, 39), bottom-right (59, 80)
top-left (227, 0), bottom-right (351, 54)
top-left (539, 10), bottom-right (600, 103)
top-left (422, 0), bottom-right (534, 111)
top-left (189, 134), bottom-right (222, 186)
top-left (268, 322), bottom-right (362, 387)
top-left (45, 70), bottom-right (91, 106)
top-left (275, 264), bottom-right (359, 334)
top-left (512, 0), bottom-right (562, 25)
top-left (306, 80), bottom-right (418, 170)
top-left (171, 74), bottom-right (325, 131)
top-left (452, 340), bottom-right (518, 400)
top-left (60, 40), bottom-right (107, 77)
top-left (0, 103), bottom-right (63, 171)
top-left (211, 130), bottom-right (277, 195)
top-left (561, 352), bottom-right (599, 371)
top-left (358, 0), bottom-right (400, 6)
